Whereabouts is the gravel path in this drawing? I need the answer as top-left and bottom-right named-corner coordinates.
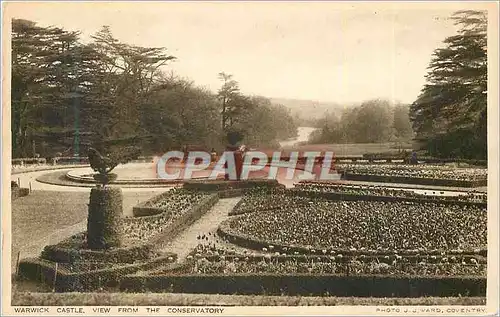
top-left (160, 198), bottom-right (241, 262)
top-left (11, 169), bottom-right (170, 192)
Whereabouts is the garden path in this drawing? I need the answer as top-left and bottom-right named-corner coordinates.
top-left (160, 197), bottom-right (241, 262)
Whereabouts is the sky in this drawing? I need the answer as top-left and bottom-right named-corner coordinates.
top-left (3, 1), bottom-right (492, 104)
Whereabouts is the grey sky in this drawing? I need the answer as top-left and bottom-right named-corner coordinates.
top-left (4, 1), bottom-right (491, 104)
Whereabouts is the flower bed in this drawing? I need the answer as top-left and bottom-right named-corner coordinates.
top-left (132, 188), bottom-right (209, 217)
top-left (336, 164), bottom-right (487, 187)
top-left (231, 188), bottom-right (309, 215)
top-left (221, 200), bottom-right (486, 255)
top-left (124, 193), bottom-right (219, 246)
top-left (295, 182), bottom-right (487, 204)
top-left (338, 164), bottom-right (488, 181)
top-left (183, 179), bottom-right (284, 192)
top-left (164, 256), bottom-right (486, 277)
top-left (40, 233), bottom-right (158, 264)
top-left (187, 244), bottom-right (487, 265)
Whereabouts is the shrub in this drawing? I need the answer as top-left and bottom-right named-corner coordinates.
top-left (119, 273), bottom-right (486, 297)
top-left (87, 187), bottom-right (124, 250)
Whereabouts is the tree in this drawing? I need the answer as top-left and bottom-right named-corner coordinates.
top-left (393, 104), bottom-right (414, 140)
top-left (217, 72), bottom-right (242, 132)
top-left (410, 10), bottom-right (487, 159)
top-left (85, 26), bottom-right (176, 144)
top-left (309, 100), bottom-right (400, 144)
top-left (11, 19), bottom-right (96, 157)
top-left (11, 19), bottom-right (302, 158)
top-left (141, 76), bottom-right (222, 152)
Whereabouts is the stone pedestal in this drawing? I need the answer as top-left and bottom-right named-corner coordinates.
top-left (87, 186), bottom-right (123, 250)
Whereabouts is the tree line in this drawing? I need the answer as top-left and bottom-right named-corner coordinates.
top-left (11, 19), bottom-right (298, 158)
top-left (410, 10), bottom-right (487, 160)
top-left (309, 10), bottom-right (487, 160)
top-left (308, 100), bottom-right (413, 144)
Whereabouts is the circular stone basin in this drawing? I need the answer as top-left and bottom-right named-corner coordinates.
top-left (65, 161), bottom-right (318, 186)
top-left (66, 162), bottom-right (214, 184)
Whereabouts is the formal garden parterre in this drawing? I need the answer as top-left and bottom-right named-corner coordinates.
top-left (17, 176), bottom-right (487, 297)
top-left (17, 188), bottom-right (217, 291)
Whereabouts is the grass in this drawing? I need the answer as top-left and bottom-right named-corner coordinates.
top-left (286, 143), bottom-right (413, 156)
top-left (11, 191), bottom-right (89, 267)
top-left (11, 291), bottom-right (486, 306)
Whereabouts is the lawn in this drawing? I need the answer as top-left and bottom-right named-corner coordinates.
top-left (11, 291), bottom-right (486, 306)
top-left (286, 143), bottom-right (413, 156)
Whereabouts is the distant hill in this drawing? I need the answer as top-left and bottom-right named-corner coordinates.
top-left (270, 97), bottom-right (348, 120)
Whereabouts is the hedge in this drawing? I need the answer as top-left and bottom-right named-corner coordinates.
top-left (217, 219), bottom-right (487, 257)
top-left (218, 188), bottom-right (247, 198)
top-left (183, 179), bottom-right (283, 191)
top-left (289, 189), bottom-right (487, 208)
top-left (11, 187), bottom-right (30, 200)
top-left (53, 157), bottom-right (89, 165)
top-left (119, 273), bottom-right (486, 297)
top-left (360, 154), bottom-right (487, 166)
top-left (12, 158), bottom-right (47, 165)
top-left (87, 187), bottom-right (123, 250)
top-left (131, 189), bottom-right (213, 217)
top-left (18, 254), bottom-right (178, 292)
top-left (132, 190), bottom-right (180, 217)
top-left (41, 240), bottom-right (156, 264)
top-left (343, 173), bottom-right (487, 188)
top-left (20, 193), bottom-right (221, 291)
top-left (187, 253), bottom-right (487, 265)
top-left (41, 193), bottom-right (219, 264)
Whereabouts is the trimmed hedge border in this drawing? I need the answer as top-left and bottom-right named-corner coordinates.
top-left (360, 155), bottom-right (487, 166)
top-left (218, 188), bottom-right (247, 198)
top-left (184, 253), bottom-right (487, 265)
top-left (40, 193), bottom-right (219, 264)
top-left (18, 254), bottom-right (178, 292)
top-left (132, 190), bottom-right (183, 217)
top-left (41, 237), bottom-right (156, 264)
top-left (217, 218), bottom-right (487, 257)
top-left (12, 158), bottom-right (47, 165)
top-left (183, 179), bottom-right (283, 191)
top-left (344, 173), bottom-right (487, 188)
top-left (119, 273), bottom-right (486, 297)
top-left (289, 189), bottom-right (487, 208)
top-left (11, 187), bottom-right (30, 200)
top-left (19, 192), bottom-right (221, 292)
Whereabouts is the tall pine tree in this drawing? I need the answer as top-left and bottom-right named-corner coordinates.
top-left (410, 10), bottom-right (487, 159)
